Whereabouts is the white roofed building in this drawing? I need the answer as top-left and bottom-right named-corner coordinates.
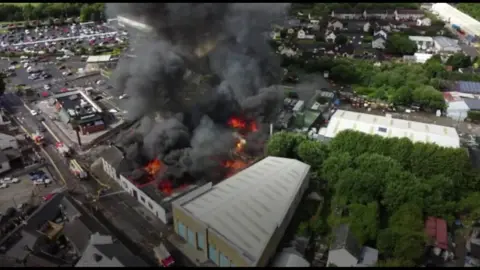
top-left (171, 156), bottom-right (311, 267)
top-left (318, 110), bottom-right (460, 148)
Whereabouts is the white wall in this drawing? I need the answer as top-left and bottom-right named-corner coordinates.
top-left (101, 157), bottom-right (168, 223)
top-left (0, 133), bottom-right (18, 150)
top-left (0, 160), bottom-right (11, 174)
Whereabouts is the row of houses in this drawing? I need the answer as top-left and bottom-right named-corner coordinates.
top-left (331, 9), bottom-right (425, 21)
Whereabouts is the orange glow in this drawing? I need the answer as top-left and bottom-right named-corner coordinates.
top-left (145, 159), bottom-right (163, 176)
top-left (159, 180), bottom-right (173, 196)
top-left (250, 122), bottom-right (258, 132)
top-left (235, 139), bottom-right (246, 152)
top-left (223, 160), bottom-right (248, 170)
top-left (228, 117), bottom-right (246, 129)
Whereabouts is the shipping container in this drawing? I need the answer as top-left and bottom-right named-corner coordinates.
top-left (452, 24), bottom-right (460, 30)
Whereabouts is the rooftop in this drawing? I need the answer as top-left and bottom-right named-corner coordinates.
top-left (433, 36), bottom-right (460, 49)
top-left (321, 110), bottom-right (460, 148)
top-left (425, 216), bottom-right (448, 250)
top-left (408, 35), bottom-right (434, 42)
top-left (86, 55), bottom-right (112, 63)
top-left (54, 90), bottom-right (103, 118)
top-left (455, 81), bottom-right (480, 95)
top-left (331, 224), bottom-right (362, 260)
top-left (75, 233), bottom-right (148, 267)
top-left (180, 156), bottom-right (310, 265)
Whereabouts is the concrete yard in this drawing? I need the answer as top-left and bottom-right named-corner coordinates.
top-left (0, 168), bottom-right (61, 213)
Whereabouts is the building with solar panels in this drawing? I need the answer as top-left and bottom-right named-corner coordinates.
top-left (453, 81), bottom-right (480, 95)
top-left (171, 156), bottom-right (311, 267)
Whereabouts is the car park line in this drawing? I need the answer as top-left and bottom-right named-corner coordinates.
top-left (12, 31), bottom-right (119, 46)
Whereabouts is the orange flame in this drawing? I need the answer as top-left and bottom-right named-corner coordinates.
top-left (145, 159), bottom-right (163, 176)
top-left (228, 117), bottom-right (246, 129)
top-left (235, 139), bottom-right (246, 152)
top-left (250, 122), bottom-right (258, 132)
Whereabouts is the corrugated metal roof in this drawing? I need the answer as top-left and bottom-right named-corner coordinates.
top-left (409, 36), bottom-right (434, 42)
top-left (87, 55), bottom-right (112, 63)
top-left (464, 98), bottom-right (480, 110)
top-left (425, 216), bottom-right (448, 250)
top-left (456, 81), bottom-right (480, 94)
top-left (182, 156), bottom-right (310, 264)
top-left (433, 36), bottom-right (461, 50)
top-left (322, 110), bottom-right (460, 148)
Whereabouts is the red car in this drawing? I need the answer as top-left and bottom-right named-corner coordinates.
top-left (42, 193), bottom-right (55, 201)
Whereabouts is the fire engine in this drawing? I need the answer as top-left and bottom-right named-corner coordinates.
top-left (31, 130), bottom-right (44, 146)
top-left (69, 159), bottom-right (88, 179)
top-left (55, 142), bottom-right (71, 157)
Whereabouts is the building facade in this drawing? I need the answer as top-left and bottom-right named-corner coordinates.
top-left (171, 156), bottom-right (311, 267)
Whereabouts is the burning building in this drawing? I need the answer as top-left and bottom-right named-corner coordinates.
top-left (101, 3), bottom-right (291, 223)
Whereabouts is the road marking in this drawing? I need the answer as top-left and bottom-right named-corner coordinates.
top-left (41, 121), bottom-right (61, 143)
top-left (13, 115), bottom-right (68, 187)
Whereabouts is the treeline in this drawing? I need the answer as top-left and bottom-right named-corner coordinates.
top-left (457, 3), bottom-right (480, 21)
top-left (0, 3), bottom-right (105, 23)
top-left (266, 130), bottom-right (480, 266)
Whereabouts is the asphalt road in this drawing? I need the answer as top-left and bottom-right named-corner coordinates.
top-left (1, 92), bottom-right (80, 191)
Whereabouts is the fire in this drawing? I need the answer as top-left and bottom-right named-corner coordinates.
top-left (223, 160), bottom-right (248, 177)
top-left (236, 138), bottom-right (246, 152)
top-left (158, 179), bottom-right (173, 196)
top-left (228, 117), bottom-right (246, 129)
top-left (250, 121), bottom-right (258, 132)
top-left (145, 159), bottom-right (163, 176)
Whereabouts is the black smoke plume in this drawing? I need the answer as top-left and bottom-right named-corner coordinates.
top-left (106, 3), bottom-right (289, 185)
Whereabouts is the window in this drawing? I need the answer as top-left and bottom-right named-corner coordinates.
top-left (177, 221), bottom-right (186, 239)
top-left (378, 127), bottom-right (387, 133)
top-left (219, 253), bottom-right (230, 267)
top-left (208, 243), bottom-right (218, 264)
top-left (187, 228), bottom-right (195, 247)
top-left (140, 196), bottom-right (145, 203)
top-left (196, 232), bottom-right (205, 250)
top-left (148, 202), bottom-right (153, 209)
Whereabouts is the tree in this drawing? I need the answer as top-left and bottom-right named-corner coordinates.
top-left (388, 203), bottom-right (424, 232)
top-left (335, 169), bottom-right (383, 204)
top-left (382, 170), bottom-right (425, 212)
top-left (411, 85), bottom-right (445, 110)
top-left (335, 34), bottom-right (348, 46)
top-left (446, 52), bottom-right (472, 70)
top-left (376, 258), bottom-right (415, 267)
top-left (80, 4), bottom-right (94, 23)
top-left (385, 34), bottom-right (417, 56)
top-left (266, 132), bottom-right (307, 159)
top-left (377, 228), bottom-right (426, 262)
top-left (321, 152), bottom-right (352, 186)
top-left (347, 202), bottom-right (380, 245)
top-left (296, 140), bottom-right (329, 170)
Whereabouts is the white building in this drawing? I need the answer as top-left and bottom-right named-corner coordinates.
top-left (417, 17), bottom-right (432, 26)
top-left (297, 29), bottom-right (315, 40)
top-left (431, 3), bottom-right (480, 38)
top-left (433, 36), bottom-right (462, 54)
top-left (101, 146), bottom-right (204, 224)
top-left (0, 133), bottom-right (18, 150)
top-left (319, 110), bottom-right (460, 148)
top-left (446, 100), bottom-right (470, 121)
top-left (408, 36), bottom-right (434, 51)
top-left (172, 156), bottom-right (311, 267)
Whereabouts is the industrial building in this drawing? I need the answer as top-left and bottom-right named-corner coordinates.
top-left (433, 36), bottom-right (462, 54)
top-left (444, 91), bottom-right (480, 121)
top-left (100, 145), bottom-right (207, 224)
top-left (53, 90), bottom-right (105, 135)
top-left (318, 110), bottom-right (460, 148)
top-left (85, 55), bottom-right (113, 72)
top-left (171, 156), bottom-right (311, 267)
top-left (431, 3), bottom-right (480, 41)
top-left (408, 36), bottom-right (434, 51)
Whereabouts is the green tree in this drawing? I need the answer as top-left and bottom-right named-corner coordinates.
top-left (458, 3), bottom-right (480, 21)
top-left (296, 140), bottom-right (329, 170)
top-left (347, 202), bottom-right (380, 245)
top-left (382, 170), bottom-right (425, 212)
top-left (388, 203), bottom-right (424, 232)
top-left (80, 4), bottom-right (94, 22)
top-left (385, 34), bottom-right (417, 56)
top-left (321, 152), bottom-right (352, 186)
top-left (446, 52), bottom-right (472, 70)
top-left (266, 132), bottom-right (307, 158)
top-left (376, 258), bottom-right (415, 267)
top-left (335, 169), bottom-right (384, 204)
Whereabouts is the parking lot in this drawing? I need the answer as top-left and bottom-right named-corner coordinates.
top-left (0, 168), bottom-right (60, 213)
top-left (0, 22), bottom-right (128, 55)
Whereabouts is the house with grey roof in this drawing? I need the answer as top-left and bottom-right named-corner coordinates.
top-left (327, 224), bottom-right (378, 267)
top-left (75, 232), bottom-right (148, 267)
top-left (272, 247), bottom-right (310, 267)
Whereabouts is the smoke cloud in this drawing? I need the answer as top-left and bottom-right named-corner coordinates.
top-left (106, 3), bottom-right (289, 184)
